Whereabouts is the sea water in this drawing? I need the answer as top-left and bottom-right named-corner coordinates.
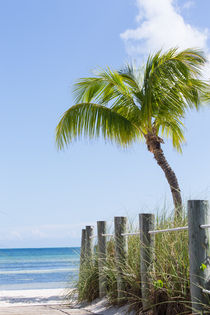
top-left (0, 247), bottom-right (80, 290)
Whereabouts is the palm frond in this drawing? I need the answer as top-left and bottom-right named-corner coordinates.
top-left (119, 63), bottom-right (144, 91)
top-left (56, 103), bottom-right (140, 149)
top-left (56, 48), bottom-right (209, 152)
top-left (141, 48), bottom-right (208, 133)
top-left (156, 117), bottom-right (185, 153)
top-left (175, 48), bottom-right (206, 76)
top-left (73, 77), bottom-right (107, 103)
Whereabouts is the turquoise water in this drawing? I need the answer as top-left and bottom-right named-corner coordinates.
top-left (0, 247), bottom-right (80, 290)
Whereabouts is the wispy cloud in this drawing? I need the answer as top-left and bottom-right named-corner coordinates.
top-left (0, 222), bottom-right (95, 243)
top-left (182, 1), bottom-right (194, 10)
top-left (121, 0), bottom-right (208, 57)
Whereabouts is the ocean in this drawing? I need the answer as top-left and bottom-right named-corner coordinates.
top-left (0, 247), bottom-right (80, 291)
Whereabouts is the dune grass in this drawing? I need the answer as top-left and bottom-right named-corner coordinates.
top-left (75, 210), bottom-right (210, 314)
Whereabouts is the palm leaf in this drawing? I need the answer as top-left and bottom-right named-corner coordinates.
top-left (56, 103), bottom-right (140, 149)
top-left (56, 48), bottom-right (209, 152)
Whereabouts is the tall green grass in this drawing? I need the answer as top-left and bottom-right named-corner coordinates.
top-left (77, 254), bottom-right (99, 302)
top-left (75, 210), bottom-right (210, 314)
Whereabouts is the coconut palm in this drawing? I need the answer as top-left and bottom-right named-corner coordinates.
top-left (56, 48), bottom-right (209, 216)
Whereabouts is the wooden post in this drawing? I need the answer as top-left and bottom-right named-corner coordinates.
top-left (188, 200), bottom-right (210, 314)
top-left (79, 228), bottom-right (86, 269)
top-left (85, 225), bottom-right (94, 260)
top-left (139, 213), bottom-right (155, 311)
top-left (97, 221), bottom-right (107, 298)
top-left (114, 216), bottom-right (128, 303)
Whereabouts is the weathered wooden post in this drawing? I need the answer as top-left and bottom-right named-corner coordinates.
top-left (85, 225), bottom-right (94, 259)
top-left (188, 200), bottom-right (210, 314)
top-left (97, 221), bottom-right (107, 298)
top-left (139, 213), bottom-right (155, 311)
top-left (114, 216), bottom-right (128, 303)
top-left (79, 228), bottom-right (86, 270)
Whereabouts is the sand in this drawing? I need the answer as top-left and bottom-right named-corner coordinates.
top-left (0, 289), bottom-right (135, 314)
top-left (0, 288), bottom-right (67, 307)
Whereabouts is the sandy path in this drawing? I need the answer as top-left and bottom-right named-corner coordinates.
top-left (0, 289), bottom-right (133, 314)
top-left (0, 304), bottom-right (97, 315)
top-left (0, 288), bottom-right (68, 307)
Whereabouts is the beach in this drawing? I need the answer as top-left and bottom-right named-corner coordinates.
top-left (0, 288), bottom-right (72, 314)
top-left (0, 289), bottom-right (134, 314)
top-left (0, 248), bottom-right (84, 313)
top-left (0, 288), bottom-right (67, 307)
top-left (0, 305), bottom-right (91, 315)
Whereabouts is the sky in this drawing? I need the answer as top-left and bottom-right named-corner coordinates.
top-left (0, 0), bottom-right (210, 248)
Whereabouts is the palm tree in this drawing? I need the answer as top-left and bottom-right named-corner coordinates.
top-left (56, 48), bottom-right (209, 216)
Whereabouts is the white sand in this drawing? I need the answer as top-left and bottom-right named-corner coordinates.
top-left (0, 288), bottom-right (70, 307)
top-left (84, 298), bottom-right (136, 315)
top-left (0, 290), bottom-right (135, 314)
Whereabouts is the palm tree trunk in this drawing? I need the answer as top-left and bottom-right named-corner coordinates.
top-left (146, 134), bottom-right (182, 217)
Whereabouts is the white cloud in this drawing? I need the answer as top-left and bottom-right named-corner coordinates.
top-left (121, 0), bottom-right (208, 57)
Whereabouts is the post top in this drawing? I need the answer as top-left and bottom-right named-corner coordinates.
top-left (187, 200), bottom-right (209, 207)
top-left (188, 199), bottom-right (208, 202)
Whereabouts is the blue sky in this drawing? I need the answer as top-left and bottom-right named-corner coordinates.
top-left (0, 0), bottom-right (210, 248)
